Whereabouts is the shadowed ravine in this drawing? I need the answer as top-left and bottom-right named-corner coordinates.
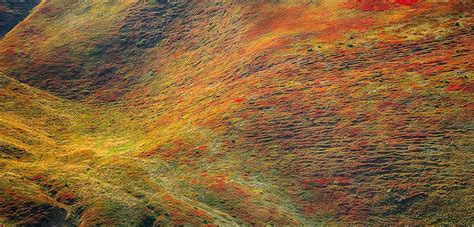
top-left (0, 0), bottom-right (40, 37)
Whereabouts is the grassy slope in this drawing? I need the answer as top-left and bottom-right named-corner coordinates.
top-left (0, 0), bottom-right (473, 225)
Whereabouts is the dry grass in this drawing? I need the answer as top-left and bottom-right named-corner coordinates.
top-left (0, 0), bottom-right (473, 225)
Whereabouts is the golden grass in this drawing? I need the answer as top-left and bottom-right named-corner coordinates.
top-left (0, 0), bottom-right (473, 225)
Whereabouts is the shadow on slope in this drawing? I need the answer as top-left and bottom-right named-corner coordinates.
top-left (0, 0), bottom-right (40, 37)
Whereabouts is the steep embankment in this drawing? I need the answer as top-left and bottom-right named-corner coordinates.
top-left (0, 0), bottom-right (473, 225)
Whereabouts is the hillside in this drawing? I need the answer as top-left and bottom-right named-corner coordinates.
top-left (0, 0), bottom-right (473, 225)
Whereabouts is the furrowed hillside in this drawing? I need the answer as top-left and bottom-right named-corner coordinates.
top-left (0, 0), bottom-right (473, 225)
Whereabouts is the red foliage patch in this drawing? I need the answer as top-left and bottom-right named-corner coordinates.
top-left (234, 97), bottom-right (246, 103)
top-left (139, 149), bottom-right (159, 158)
top-left (395, 0), bottom-right (418, 6)
top-left (310, 109), bottom-right (326, 117)
top-left (197, 145), bottom-right (208, 151)
top-left (163, 194), bottom-right (182, 206)
top-left (447, 83), bottom-right (463, 91)
top-left (352, 0), bottom-right (392, 11)
top-left (302, 206), bottom-right (317, 216)
top-left (379, 101), bottom-right (403, 109)
top-left (348, 127), bottom-right (363, 135)
top-left (446, 82), bottom-right (473, 93)
top-left (192, 209), bottom-right (207, 217)
top-left (56, 191), bottom-right (76, 205)
top-left (31, 174), bottom-right (44, 181)
top-left (350, 0), bottom-right (418, 11)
